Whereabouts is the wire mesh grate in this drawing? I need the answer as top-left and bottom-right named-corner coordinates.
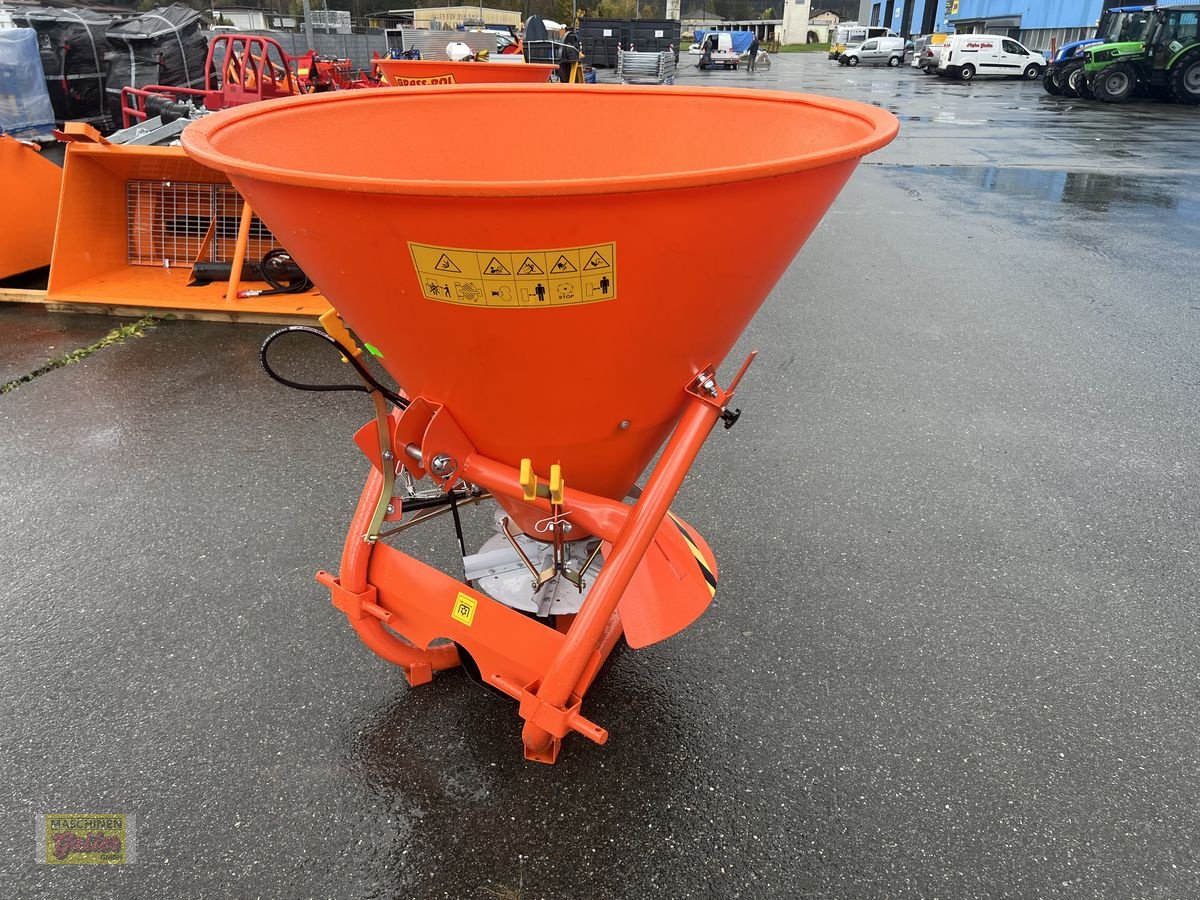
top-left (126, 181), bottom-right (279, 268)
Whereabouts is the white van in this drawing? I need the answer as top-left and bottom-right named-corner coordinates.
top-left (912, 32), bottom-right (951, 72)
top-left (937, 34), bottom-right (1045, 80)
top-left (839, 36), bottom-right (908, 67)
top-left (828, 23), bottom-right (895, 59)
top-left (689, 32), bottom-right (742, 70)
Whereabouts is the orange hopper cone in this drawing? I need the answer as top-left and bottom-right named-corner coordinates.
top-left (182, 84), bottom-right (898, 763)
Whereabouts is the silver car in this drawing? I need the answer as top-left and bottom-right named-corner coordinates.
top-left (839, 36), bottom-right (908, 67)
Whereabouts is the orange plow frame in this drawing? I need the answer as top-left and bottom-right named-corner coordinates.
top-left (317, 362), bottom-right (743, 763)
top-left (0, 136), bottom-right (62, 280)
top-left (45, 140), bottom-right (328, 320)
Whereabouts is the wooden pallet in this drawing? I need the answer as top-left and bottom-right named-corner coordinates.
top-left (0, 287), bottom-right (323, 326)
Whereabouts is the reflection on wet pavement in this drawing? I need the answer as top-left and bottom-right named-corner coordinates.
top-left (896, 165), bottom-right (1200, 229)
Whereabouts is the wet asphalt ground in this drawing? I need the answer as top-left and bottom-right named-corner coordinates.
top-left (3, 52), bottom-right (1200, 898)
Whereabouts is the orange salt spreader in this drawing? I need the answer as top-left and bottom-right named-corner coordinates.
top-left (373, 58), bottom-right (559, 86)
top-left (182, 84), bottom-right (897, 763)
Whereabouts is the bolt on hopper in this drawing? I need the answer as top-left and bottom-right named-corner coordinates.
top-left (182, 84), bottom-right (897, 763)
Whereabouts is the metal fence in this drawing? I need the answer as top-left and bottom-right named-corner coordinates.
top-left (242, 29), bottom-right (389, 70)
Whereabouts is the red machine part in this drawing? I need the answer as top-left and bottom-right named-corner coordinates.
top-left (120, 34), bottom-right (345, 128)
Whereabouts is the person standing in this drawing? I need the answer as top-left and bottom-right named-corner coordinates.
top-left (748, 34), bottom-right (760, 73)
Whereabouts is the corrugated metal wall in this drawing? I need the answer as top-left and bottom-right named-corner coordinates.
top-left (948, 0), bottom-right (1104, 31)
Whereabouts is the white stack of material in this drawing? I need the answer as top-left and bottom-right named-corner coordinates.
top-left (617, 47), bottom-right (676, 84)
top-left (394, 29), bottom-right (495, 60)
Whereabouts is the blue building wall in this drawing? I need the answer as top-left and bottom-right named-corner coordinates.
top-left (948, 0), bottom-right (1104, 30)
top-left (883, 0), bottom-right (957, 36)
top-left (885, 0), bottom-right (1197, 37)
top-left (886, 0), bottom-right (951, 34)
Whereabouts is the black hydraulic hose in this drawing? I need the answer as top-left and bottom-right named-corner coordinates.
top-left (241, 248), bottom-right (313, 298)
top-left (260, 248), bottom-right (312, 294)
top-left (259, 325), bottom-right (409, 409)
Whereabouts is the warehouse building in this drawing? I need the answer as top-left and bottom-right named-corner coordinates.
top-left (857, 0), bottom-right (953, 37)
top-left (862, 0), bottom-right (1198, 48)
top-left (946, 0), bottom-right (1123, 49)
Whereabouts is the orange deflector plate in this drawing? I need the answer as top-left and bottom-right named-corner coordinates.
top-left (182, 85), bottom-right (898, 499)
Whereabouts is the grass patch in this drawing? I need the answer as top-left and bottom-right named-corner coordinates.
top-left (1, 315), bottom-right (159, 395)
top-left (778, 43), bottom-right (831, 53)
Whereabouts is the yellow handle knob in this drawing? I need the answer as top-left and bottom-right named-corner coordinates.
top-left (318, 308), bottom-right (362, 360)
top-left (519, 458), bottom-right (538, 502)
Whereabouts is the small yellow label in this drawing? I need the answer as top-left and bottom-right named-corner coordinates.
top-left (41, 814), bottom-right (132, 864)
top-left (409, 241), bottom-right (617, 308)
top-left (451, 592), bottom-right (478, 627)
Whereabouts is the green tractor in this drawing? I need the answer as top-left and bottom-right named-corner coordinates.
top-left (1083, 4), bottom-right (1200, 103)
top-left (1046, 5), bottom-right (1156, 98)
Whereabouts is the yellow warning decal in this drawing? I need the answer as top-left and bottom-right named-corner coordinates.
top-left (451, 592), bottom-right (478, 627)
top-left (408, 241), bottom-right (617, 308)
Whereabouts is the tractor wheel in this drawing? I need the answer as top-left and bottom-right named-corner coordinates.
top-left (959, 63), bottom-right (976, 81)
top-left (1168, 51), bottom-right (1200, 104)
top-left (847, 56), bottom-right (859, 67)
top-left (1093, 64), bottom-right (1137, 102)
top-left (1043, 66), bottom-right (1062, 95)
top-left (1076, 70), bottom-right (1095, 100)
top-left (1061, 61), bottom-right (1085, 97)
top-left (888, 55), bottom-right (901, 67)
top-left (1024, 64), bottom-right (1042, 80)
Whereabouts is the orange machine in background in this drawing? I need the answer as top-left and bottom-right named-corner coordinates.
top-left (0, 136), bottom-right (62, 280)
top-left (373, 58), bottom-right (558, 86)
top-left (46, 139), bottom-right (324, 319)
top-left (184, 84), bottom-right (898, 762)
top-left (37, 33), bottom-right (345, 320)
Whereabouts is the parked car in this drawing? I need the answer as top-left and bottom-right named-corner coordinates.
top-left (828, 24), bottom-right (896, 59)
top-left (937, 34), bottom-right (1046, 81)
top-left (912, 33), bottom-right (951, 72)
top-left (839, 36), bottom-right (908, 67)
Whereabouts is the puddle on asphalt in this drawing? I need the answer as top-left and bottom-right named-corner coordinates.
top-left (895, 165), bottom-right (1200, 228)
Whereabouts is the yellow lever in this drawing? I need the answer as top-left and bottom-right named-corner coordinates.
top-left (318, 308), bottom-right (362, 361)
top-left (549, 464), bottom-right (564, 505)
top-left (519, 458), bottom-right (538, 501)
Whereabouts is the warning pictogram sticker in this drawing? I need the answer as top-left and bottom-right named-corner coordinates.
top-left (451, 592), bottom-right (478, 627)
top-left (408, 242), bottom-right (616, 308)
top-left (434, 253), bottom-right (461, 273)
top-left (583, 250), bottom-right (610, 270)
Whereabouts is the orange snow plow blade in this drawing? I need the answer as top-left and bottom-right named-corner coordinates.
top-left (45, 141), bottom-right (326, 320)
top-left (183, 84), bottom-right (898, 761)
top-left (0, 136), bottom-right (62, 280)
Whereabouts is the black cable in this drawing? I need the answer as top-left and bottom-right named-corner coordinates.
top-left (259, 325), bottom-right (409, 409)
